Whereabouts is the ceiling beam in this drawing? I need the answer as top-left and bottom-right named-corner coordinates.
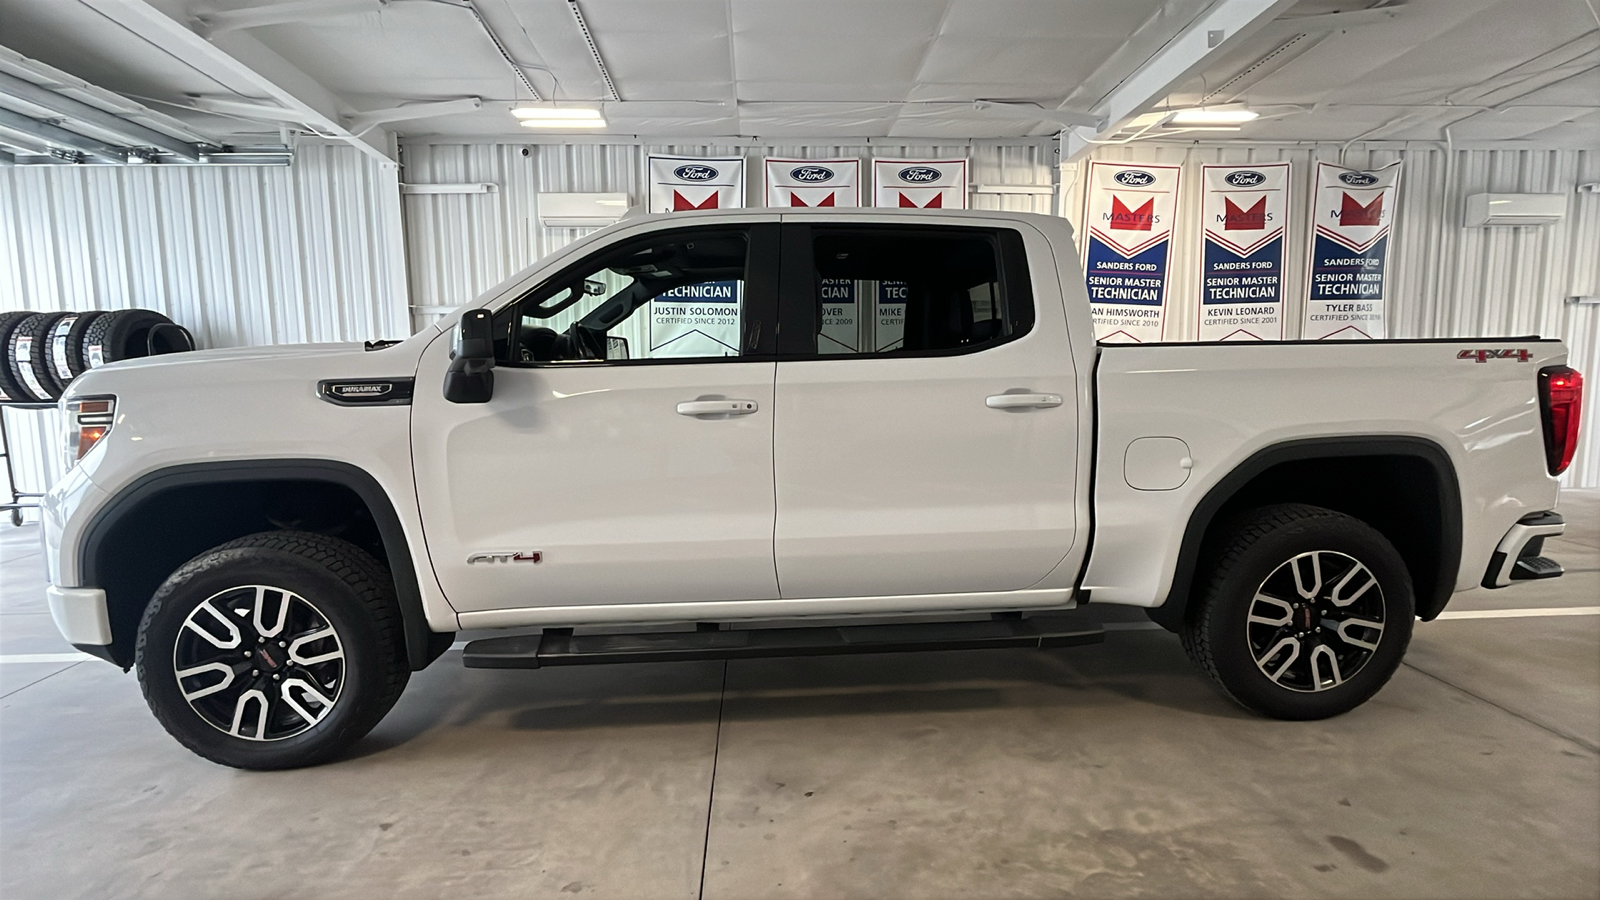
top-left (1063, 0), bottom-right (1302, 160)
top-left (0, 107), bottom-right (129, 163)
top-left (347, 97), bottom-right (483, 132)
top-left (81, 0), bottom-right (393, 164)
top-left (0, 70), bottom-right (202, 161)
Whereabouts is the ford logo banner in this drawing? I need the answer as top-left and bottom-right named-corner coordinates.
top-left (1338, 171), bottom-right (1379, 187)
top-left (674, 164), bottom-right (719, 182)
top-left (790, 165), bottom-right (835, 183)
top-left (898, 166), bottom-right (941, 184)
top-left (1113, 169), bottom-right (1156, 187)
top-left (1224, 170), bottom-right (1266, 188)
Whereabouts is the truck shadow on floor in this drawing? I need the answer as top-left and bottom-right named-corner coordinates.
top-left (346, 631), bottom-right (1254, 760)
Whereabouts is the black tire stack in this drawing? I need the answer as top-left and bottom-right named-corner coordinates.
top-left (0, 309), bottom-right (194, 403)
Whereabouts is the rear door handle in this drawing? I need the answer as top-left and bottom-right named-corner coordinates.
top-left (986, 392), bottom-right (1063, 410)
top-left (677, 399), bottom-right (759, 417)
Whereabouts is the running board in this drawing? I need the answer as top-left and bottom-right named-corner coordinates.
top-left (461, 616), bottom-right (1104, 669)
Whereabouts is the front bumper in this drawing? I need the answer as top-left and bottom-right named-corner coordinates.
top-left (47, 585), bottom-right (112, 645)
top-left (1482, 511), bottom-right (1565, 588)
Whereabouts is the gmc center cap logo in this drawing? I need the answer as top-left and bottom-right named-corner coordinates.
top-left (1224, 170), bottom-right (1266, 187)
top-left (790, 165), bottom-right (835, 183)
top-left (898, 166), bottom-right (941, 183)
top-left (674, 164), bottom-right (718, 181)
top-left (1339, 172), bottom-right (1379, 187)
top-left (1113, 169), bottom-right (1155, 187)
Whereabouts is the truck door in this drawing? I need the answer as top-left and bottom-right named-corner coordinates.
top-left (770, 221), bottom-right (1079, 599)
top-left (411, 222), bottom-right (782, 615)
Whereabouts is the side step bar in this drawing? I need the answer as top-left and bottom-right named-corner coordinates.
top-left (461, 616), bottom-right (1104, 669)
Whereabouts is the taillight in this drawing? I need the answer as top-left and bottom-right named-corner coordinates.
top-left (62, 395), bottom-right (115, 469)
top-left (1537, 366), bottom-right (1582, 475)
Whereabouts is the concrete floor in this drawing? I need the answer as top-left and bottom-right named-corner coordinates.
top-left (2, 494), bottom-right (1596, 899)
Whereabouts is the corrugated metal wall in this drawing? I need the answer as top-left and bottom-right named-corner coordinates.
top-left (0, 144), bottom-right (409, 519)
top-left (1064, 145), bottom-right (1598, 487)
top-left (399, 141), bottom-right (1057, 330)
top-left (4, 138), bottom-right (1593, 526)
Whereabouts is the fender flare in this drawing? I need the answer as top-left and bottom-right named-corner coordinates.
top-left (80, 459), bottom-right (448, 670)
top-left (1146, 436), bottom-right (1463, 630)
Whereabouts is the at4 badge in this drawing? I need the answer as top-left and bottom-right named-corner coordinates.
top-left (467, 551), bottom-right (544, 565)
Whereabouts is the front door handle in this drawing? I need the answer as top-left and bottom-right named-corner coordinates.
top-left (986, 392), bottom-right (1063, 410)
top-left (677, 399), bottom-right (759, 417)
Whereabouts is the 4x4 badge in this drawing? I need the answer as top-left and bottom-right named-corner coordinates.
top-left (467, 551), bottom-right (543, 565)
top-left (1458, 349), bottom-right (1532, 363)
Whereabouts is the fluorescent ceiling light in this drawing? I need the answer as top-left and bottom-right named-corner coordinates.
top-left (520, 119), bottom-right (607, 129)
top-left (512, 107), bottom-right (604, 121)
top-left (1169, 108), bottom-right (1259, 125)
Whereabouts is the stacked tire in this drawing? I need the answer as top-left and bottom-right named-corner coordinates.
top-left (0, 309), bottom-right (194, 403)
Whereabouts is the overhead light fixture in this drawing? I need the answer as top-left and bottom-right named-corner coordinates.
top-left (1169, 107), bottom-right (1259, 125)
top-left (512, 107), bottom-right (606, 128)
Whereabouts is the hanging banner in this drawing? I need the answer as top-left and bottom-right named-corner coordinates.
top-left (647, 156), bottom-right (745, 213)
top-left (875, 281), bottom-right (908, 351)
top-left (649, 281), bottom-right (742, 357)
top-left (872, 158), bottom-right (968, 209)
top-left (1081, 161), bottom-right (1181, 342)
top-left (1302, 161), bottom-right (1402, 340)
top-left (818, 278), bottom-right (858, 352)
top-left (1198, 162), bottom-right (1291, 341)
top-left (765, 158), bottom-right (861, 208)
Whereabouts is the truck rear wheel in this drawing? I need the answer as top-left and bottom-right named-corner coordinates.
top-left (135, 531), bottom-right (409, 769)
top-left (1181, 504), bottom-right (1414, 719)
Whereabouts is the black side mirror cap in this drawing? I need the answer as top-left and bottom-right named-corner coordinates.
top-left (444, 308), bottom-right (495, 404)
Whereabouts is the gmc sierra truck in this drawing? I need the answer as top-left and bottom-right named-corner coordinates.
top-left (41, 208), bottom-right (1583, 769)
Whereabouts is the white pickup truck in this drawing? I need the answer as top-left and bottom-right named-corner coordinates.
top-left (41, 208), bottom-right (1583, 769)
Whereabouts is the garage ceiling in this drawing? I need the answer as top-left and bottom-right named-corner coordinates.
top-left (0, 0), bottom-right (1594, 159)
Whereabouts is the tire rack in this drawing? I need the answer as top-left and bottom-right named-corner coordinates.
top-left (0, 400), bottom-right (54, 527)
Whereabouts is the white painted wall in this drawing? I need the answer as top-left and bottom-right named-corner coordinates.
top-left (0, 144), bottom-right (409, 519)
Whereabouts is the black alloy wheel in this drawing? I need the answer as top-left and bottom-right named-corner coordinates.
top-left (1181, 503), bottom-right (1414, 719)
top-left (137, 531), bottom-right (409, 769)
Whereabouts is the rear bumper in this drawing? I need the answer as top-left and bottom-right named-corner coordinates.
top-left (1482, 511), bottom-right (1565, 588)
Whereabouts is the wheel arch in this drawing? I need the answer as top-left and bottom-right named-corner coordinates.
top-left (80, 459), bottom-right (448, 671)
top-left (1147, 436), bottom-right (1463, 631)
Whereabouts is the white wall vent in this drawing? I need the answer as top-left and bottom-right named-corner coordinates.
top-left (1464, 193), bottom-right (1567, 227)
top-left (538, 192), bottom-right (631, 228)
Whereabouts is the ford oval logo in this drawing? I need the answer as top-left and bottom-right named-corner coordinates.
top-left (1113, 169), bottom-right (1155, 187)
top-left (1339, 171), bottom-right (1379, 187)
top-left (1224, 170), bottom-right (1266, 187)
top-left (790, 165), bottom-right (834, 183)
top-left (898, 166), bottom-right (941, 184)
top-left (674, 164), bottom-right (718, 182)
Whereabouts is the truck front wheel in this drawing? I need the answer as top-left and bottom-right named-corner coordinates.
top-left (135, 531), bottom-right (410, 769)
top-left (1181, 504), bottom-right (1414, 719)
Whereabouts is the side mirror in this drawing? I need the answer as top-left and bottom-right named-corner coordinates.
top-left (443, 308), bottom-right (495, 404)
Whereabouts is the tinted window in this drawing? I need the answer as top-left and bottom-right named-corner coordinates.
top-left (497, 229), bottom-right (753, 364)
top-left (798, 228), bottom-right (1030, 356)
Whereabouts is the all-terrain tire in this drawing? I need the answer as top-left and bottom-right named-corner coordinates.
top-left (0, 311), bottom-right (34, 402)
top-left (7, 311), bottom-right (74, 401)
top-left (1180, 503), bottom-right (1414, 720)
top-left (81, 308), bottom-right (173, 369)
top-left (58, 310), bottom-right (108, 381)
top-left (136, 531), bottom-right (410, 769)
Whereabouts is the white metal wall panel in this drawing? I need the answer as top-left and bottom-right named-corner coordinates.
top-left (0, 145), bottom-right (409, 519)
top-left (398, 141), bottom-right (1057, 330)
top-left (1066, 146), bottom-right (1598, 488)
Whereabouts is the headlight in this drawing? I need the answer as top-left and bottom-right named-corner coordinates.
top-left (63, 396), bottom-right (115, 469)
